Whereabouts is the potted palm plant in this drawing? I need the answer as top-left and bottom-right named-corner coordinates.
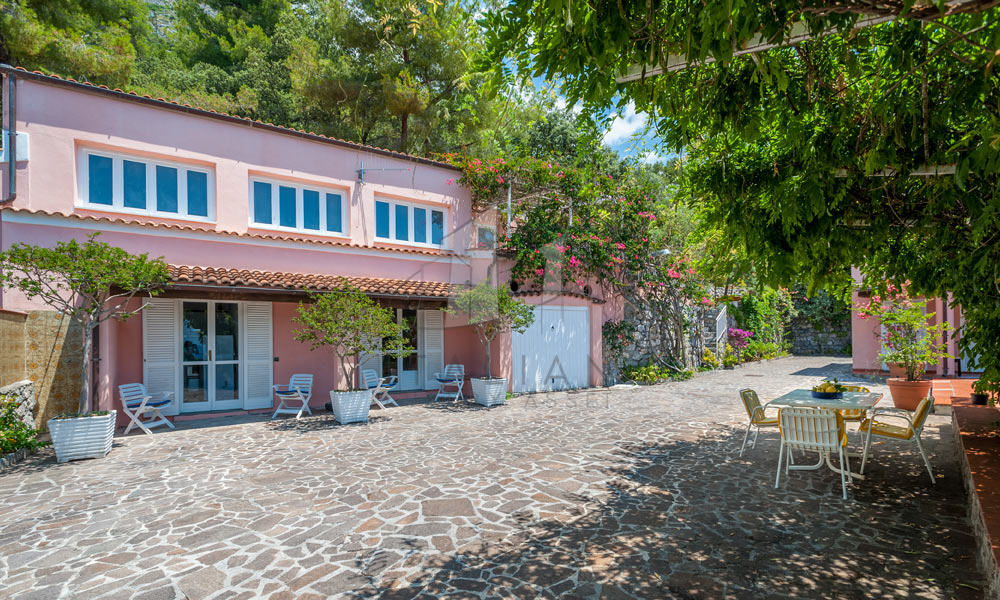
top-left (856, 296), bottom-right (951, 410)
top-left (0, 234), bottom-right (168, 462)
top-left (446, 281), bottom-right (535, 406)
top-left (293, 281), bottom-right (410, 424)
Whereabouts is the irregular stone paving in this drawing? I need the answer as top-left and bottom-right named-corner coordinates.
top-left (0, 357), bottom-right (986, 599)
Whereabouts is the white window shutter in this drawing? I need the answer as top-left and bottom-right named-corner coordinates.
top-left (422, 309), bottom-right (444, 390)
top-left (243, 302), bottom-right (273, 409)
top-left (142, 298), bottom-right (179, 416)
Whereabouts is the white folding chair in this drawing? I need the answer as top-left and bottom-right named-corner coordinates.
top-left (363, 369), bottom-right (398, 409)
top-left (776, 407), bottom-right (852, 500)
top-left (272, 374), bottom-right (314, 419)
top-left (434, 364), bottom-right (465, 402)
top-left (119, 383), bottom-right (175, 435)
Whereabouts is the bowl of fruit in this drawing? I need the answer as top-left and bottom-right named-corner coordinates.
top-left (811, 379), bottom-right (846, 399)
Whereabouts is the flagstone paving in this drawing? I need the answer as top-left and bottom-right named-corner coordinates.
top-left (0, 356), bottom-right (986, 599)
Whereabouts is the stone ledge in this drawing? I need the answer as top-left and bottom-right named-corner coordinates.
top-left (953, 405), bottom-right (1000, 600)
top-left (0, 446), bottom-right (38, 472)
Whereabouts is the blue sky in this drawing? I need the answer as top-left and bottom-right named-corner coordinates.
top-left (537, 77), bottom-right (666, 165)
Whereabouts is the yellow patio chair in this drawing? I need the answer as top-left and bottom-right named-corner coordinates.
top-left (739, 389), bottom-right (779, 456)
top-left (839, 385), bottom-right (870, 423)
top-left (858, 395), bottom-right (935, 484)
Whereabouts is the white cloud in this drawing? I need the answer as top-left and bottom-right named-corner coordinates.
top-left (640, 151), bottom-right (660, 164)
top-left (554, 96), bottom-right (582, 115)
top-left (602, 102), bottom-right (648, 146)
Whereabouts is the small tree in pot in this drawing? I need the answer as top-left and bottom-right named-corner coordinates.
top-left (293, 281), bottom-right (411, 424)
top-left (0, 233), bottom-right (169, 461)
top-left (446, 281), bottom-right (535, 406)
top-left (856, 295), bottom-right (951, 410)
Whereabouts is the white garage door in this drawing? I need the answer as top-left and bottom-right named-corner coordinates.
top-left (513, 306), bottom-right (590, 393)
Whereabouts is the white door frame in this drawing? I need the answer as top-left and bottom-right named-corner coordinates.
top-left (179, 300), bottom-right (245, 413)
top-left (384, 308), bottom-right (420, 390)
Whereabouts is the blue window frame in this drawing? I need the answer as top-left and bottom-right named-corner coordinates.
top-left (375, 201), bottom-right (390, 238)
top-left (413, 208), bottom-right (427, 243)
top-left (279, 186), bottom-right (296, 228)
top-left (187, 171), bottom-right (208, 217)
top-left (326, 193), bottom-right (342, 233)
top-left (395, 204), bottom-right (409, 241)
top-left (431, 210), bottom-right (444, 245)
top-left (122, 160), bottom-right (146, 209)
top-left (253, 181), bottom-right (272, 224)
top-left (88, 155), bottom-right (113, 206)
top-left (303, 190), bottom-right (320, 230)
top-left (82, 150), bottom-right (213, 219)
top-left (155, 165), bottom-right (178, 213)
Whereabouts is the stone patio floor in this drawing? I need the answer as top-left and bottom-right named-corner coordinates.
top-left (0, 356), bottom-right (986, 599)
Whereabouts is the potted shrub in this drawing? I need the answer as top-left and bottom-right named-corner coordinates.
top-left (0, 234), bottom-right (168, 462)
top-left (445, 281), bottom-right (534, 406)
top-left (971, 379), bottom-right (990, 406)
top-left (293, 281), bottom-right (411, 424)
top-left (856, 295), bottom-right (951, 410)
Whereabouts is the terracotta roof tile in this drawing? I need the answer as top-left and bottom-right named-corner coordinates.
top-left (1, 207), bottom-right (453, 258)
top-left (2, 65), bottom-right (458, 172)
top-left (168, 265), bottom-right (454, 298)
top-left (513, 289), bottom-right (605, 304)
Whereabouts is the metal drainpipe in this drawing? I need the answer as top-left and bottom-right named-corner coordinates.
top-left (4, 73), bottom-right (15, 203)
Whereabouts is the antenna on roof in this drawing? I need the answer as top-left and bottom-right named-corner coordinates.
top-left (357, 160), bottom-right (411, 183)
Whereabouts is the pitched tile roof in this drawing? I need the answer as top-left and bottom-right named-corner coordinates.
top-left (2, 207), bottom-right (452, 257)
top-left (1, 64), bottom-right (459, 172)
top-left (168, 265), bottom-right (454, 298)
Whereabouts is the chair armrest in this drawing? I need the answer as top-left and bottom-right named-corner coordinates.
top-left (380, 375), bottom-right (398, 386)
top-left (869, 407), bottom-right (915, 425)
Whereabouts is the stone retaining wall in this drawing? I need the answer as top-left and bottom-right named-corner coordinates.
top-left (0, 380), bottom-right (36, 428)
top-left (786, 317), bottom-right (851, 356)
top-left (952, 406), bottom-right (1000, 600)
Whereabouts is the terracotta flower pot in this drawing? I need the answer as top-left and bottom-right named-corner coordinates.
top-left (887, 378), bottom-right (932, 411)
top-left (887, 363), bottom-right (908, 378)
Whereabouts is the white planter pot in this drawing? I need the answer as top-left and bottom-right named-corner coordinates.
top-left (330, 391), bottom-right (371, 424)
top-left (472, 378), bottom-right (508, 407)
top-left (48, 411), bottom-right (116, 463)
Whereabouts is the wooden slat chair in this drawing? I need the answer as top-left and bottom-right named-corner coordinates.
top-left (119, 383), bottom-right (175, 435)
top-left (272, 374), bottom-right (314, 419)
top-left (859, 395), bottom-right (936, 484)
top-left (363, 369), bottom-right (399, 409)
top-left (434, 364), bottom-right (465, 402)
top-left (739, 388), bottom-right (779, 456)
top-left (776, 407), bottom-right (851, 499)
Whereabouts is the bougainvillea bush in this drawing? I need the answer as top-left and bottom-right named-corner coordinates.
top-left (442, 154), bottom-right (713, 367)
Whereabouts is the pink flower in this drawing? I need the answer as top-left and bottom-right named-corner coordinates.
top-left (535, 268), bottom-right (545, 276)
top-left (701, 298), bottom-right (712, 305)
top-left (569, 256), bottom-right (581, 268)
top-left (686, 268), bottom-right (696, 275)
top-left (667, 269), bottom-right (681, 279)
top-left (445, 178), bottom-right (454, 185)
top-left (615, 242), bottom-right (626, 250)
top-left (496, 175), bottom-right (504, 184)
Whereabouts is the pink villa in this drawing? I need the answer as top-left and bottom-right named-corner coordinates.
top-left (851, 279), bottom-right (979, 378)
top-left (0, 66), bottom-right (611, 426)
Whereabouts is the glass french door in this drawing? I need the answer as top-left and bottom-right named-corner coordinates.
top-left (181, 301), bottom-right (242, 412)
top-left (382, 308), bottom-right (419, 390)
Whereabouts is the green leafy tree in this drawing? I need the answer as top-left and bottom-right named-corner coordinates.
top-left (0, 0), bottom-right (152, 87)
top-left (483, 2), bottom-right (1000, 391)
top-left (292, 282), bottom-right (411, 390)
top-left (0, 234), bottom-right (170, 413)
top-left (445, 281), bottom-right (534, 379)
